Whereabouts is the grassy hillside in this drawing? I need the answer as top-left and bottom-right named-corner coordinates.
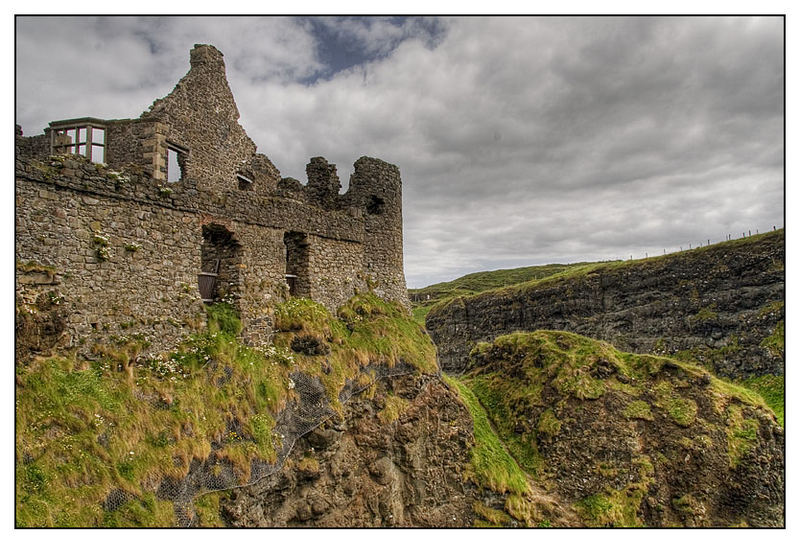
top-left (413, 230), bottom-right (784, 327)
top-left (424, 230), bottom-right (784, 418)
top-left (409, 262), bottom-right (593, 324)
top-left (15, 294), bottom-right (436, 527)
top-left (438, 230), bottom-right (782, 307)
top-left (450, 330), bottom-right (783, 527)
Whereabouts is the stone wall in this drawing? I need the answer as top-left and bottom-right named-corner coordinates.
top-left (15, 43), bottom-right (411, 357)
top-left (308, 237), bottom-right (366, 308)
top-left (344, 157), bottom-right (409, 307)
top-left (139, 44), bottom-right (267, 191)
top-left (16, 162), bottom-right (207, 356)
top-left (13, 156), bottom-right (369, 355)
top-left (427, 231), bottom-right (785, 378)
top-left (15, 125), bottom-right (49, 159)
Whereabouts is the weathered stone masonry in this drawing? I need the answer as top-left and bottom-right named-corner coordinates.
top-left (16, 44), bottom-right (409, 357)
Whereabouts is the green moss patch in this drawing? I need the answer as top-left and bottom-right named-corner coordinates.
top-left (574, 457), bottom-right (654, 527)
top-left (726, 405), bottom-right (760, 469)
top-left (623, 400), bottom-right (654, 421)
top-left (378, 393), bottom-right (410, 424)
top-left (537, 409), bottom-right (562, 438)
top-left (736, 374), bottom-right (783, 427)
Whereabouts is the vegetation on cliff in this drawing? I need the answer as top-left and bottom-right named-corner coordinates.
top-left (433, 230), bottom-right (782, 306)
top-left (450, 330), bottom-right (784, 527)
top-left (409, 262), bottom-right (591, 324)
top-left (425, 230), bottom-right (784, 417)
top-left (15, 294), bottom-right (436, 527)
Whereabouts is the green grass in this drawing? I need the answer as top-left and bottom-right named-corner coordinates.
top-left (537, 409), bottom-right (562, 438)
top-left (574, 457), bottom-right (654, 527)
top-left (409, 262), bottom-right (593, 317)
top-left (651, 381), bottom-right (697, 427)
top-left (735, 374), bottom-right (784, 427)
top-left (193, 490), bottom-right (229, 527)
top-left (725, 405), bottom-right (760, 469)
top-left (16, 294), bottom-right (437, 527)
top-left (443, 375), bottom-right (530, 496)
top-left (377, 393), bottom-right (410, 424)
top-left (411, 304), bottom-right (433, 326)
top-left (623, 400), bottom-right (654, 421)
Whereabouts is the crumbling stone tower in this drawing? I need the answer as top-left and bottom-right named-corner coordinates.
top-left (15, 44), bottom-right (409, 356)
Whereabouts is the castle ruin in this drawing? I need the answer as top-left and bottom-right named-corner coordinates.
top-left (15, 44), bottom-right (409, 356)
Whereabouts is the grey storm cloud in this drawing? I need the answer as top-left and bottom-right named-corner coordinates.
top-left (15, 16), bottom-right (784, 288)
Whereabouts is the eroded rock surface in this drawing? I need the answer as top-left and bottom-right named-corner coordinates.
top-left (221, 372), bottom-right (478, 527)
top-left (462, 331), bottom-right (784, 527)
top-left (427, 231), bottom-right (784, 378)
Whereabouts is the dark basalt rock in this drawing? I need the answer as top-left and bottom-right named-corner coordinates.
top-left (427, 231), bottom-right (784, 379)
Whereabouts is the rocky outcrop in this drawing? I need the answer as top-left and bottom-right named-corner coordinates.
top-left (219, 372), bottom-right (478, 527)
top-left (460, 331), bottom-right (784, 527)
top-left (427, 231), bottom-right (784, 378)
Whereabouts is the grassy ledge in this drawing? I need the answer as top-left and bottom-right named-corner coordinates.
top-left (457, 329), bottom-right (779, 526)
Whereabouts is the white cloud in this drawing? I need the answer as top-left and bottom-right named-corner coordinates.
top-left (15, 16), bottom-right (784, 288)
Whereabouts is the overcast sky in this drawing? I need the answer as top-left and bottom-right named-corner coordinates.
top-left (15, 16), bottom-right (784, 288)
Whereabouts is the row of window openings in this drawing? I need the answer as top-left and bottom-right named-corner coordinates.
top-left (51, 133), bottom-right (252, 191)
top-left (53, 126), bottom-right (105, 163)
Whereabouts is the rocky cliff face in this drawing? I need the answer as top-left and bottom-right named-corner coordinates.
top-left (427, 231), bottom-right (784, 378)
top-left (219, 371), bottom-right (478, 527)
top-left (459, 331), bottom-right (784, 527)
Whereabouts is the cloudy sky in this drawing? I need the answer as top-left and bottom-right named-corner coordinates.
top-left (15, 16), bottom-right (784, 288)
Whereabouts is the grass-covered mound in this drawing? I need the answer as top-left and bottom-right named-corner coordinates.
top-left (456, 330), bottom-right (784, 527)
top-left (16, 294), bottom-right (436, 527)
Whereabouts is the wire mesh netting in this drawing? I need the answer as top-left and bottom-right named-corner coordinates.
top-left (101, 361), bottom-right (417, 526)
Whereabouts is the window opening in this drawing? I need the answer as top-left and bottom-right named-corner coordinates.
top-left (51, 122), bottom-right (106, 163)
top-left (284, 231), bottom-right (310, 298)
top-left (200, 224), bottom-right (242, 304)
top-left (366, 195), bottom-right (385, 215)
top-left (167, 144), bottom-right (187, 183)
top-left (237, 173), bottom-right (253, 191)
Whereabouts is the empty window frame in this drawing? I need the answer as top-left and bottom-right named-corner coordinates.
top-left (51, 123), bottom-right (105, 163)
top-left (237, 173), bottom-right (254, 191)
top-left (167, 143), bottom-right (188, 182)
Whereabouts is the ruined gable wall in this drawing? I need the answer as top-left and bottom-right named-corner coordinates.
top-left (139, 44), bottom-right (279, 192)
